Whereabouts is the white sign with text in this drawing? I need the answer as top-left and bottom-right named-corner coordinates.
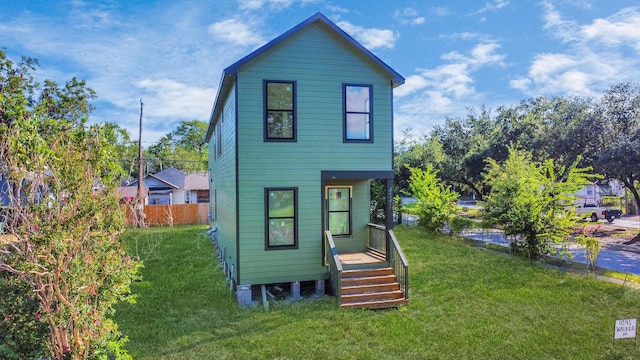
top-left (614, 318), bottom-right (636, 340)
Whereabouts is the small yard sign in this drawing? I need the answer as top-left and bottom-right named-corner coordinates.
top-left (613, 318), bottom-right (637, 350)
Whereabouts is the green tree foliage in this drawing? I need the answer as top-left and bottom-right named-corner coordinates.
top-left (394, 128), bottom-right (445, 195)
top-left (493, 96), bottom-right (600, 171)
top-left (101, 122), bottom-right (139, 179)
top-left (482, 147), bottom-right (595, 260)
top-left (0, 50), bottom-right (138, 359)
top-left (403, 165), bottom-right (458, 232)
top-left (431, 107), bottom-right (496, 200)
top-left (594, 82), bottom-right (640, 212)
top-left (147, 119), bottom-right (208, 173)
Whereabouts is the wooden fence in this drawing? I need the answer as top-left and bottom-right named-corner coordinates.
top-left (123, 203), bottom-right (209, 227)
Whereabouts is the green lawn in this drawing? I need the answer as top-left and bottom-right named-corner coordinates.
top-left (114, 225), bottom-right (640, 359)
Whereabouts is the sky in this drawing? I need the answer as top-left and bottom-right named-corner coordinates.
top-left (2, 0), bottom-right (640, 145)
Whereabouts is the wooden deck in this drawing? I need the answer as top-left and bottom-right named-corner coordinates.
top-left (338, 251), bottom-right (386, 266)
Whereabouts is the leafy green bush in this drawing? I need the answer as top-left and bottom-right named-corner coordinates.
top-left (449, 215), bottom-right (476, 236)
top-left (403, 165), bottom-right (458, 232)
top-left (482, 147), bottom-right (595, 260)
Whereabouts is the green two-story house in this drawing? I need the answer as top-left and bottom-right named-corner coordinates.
top-left (205, 13), bottom-right (407, 309)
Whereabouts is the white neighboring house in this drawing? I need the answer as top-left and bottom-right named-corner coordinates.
top-left (575, 179), bottom-right (625, 205)
top-left (184, 172), bottom-right (210, 204)
top-left (130, 168), bottom-right (210, 205)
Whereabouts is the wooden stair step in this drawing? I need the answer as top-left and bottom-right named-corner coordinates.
top-left (341, 274), bottom-right (397, 286)
top-left (341, 290), bottom-right (404, 303)
top-left (365, 250), bottom-right (386, 261)
top-left (341, 282), bottom-right (400, 295)
top-left (340, 297), bottom-right (409, 309)
top-left (342, 267), bottom-right (393, 278)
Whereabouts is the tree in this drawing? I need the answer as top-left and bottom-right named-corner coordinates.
top-left (482, 147), bottom-right (594, 260)
top-left (594, 82), bottom-right (640, 213)
top-left (100, 122), bottom-right (139, 180)
top-left (403, 165), bottom-right (459, 232)
top-left (394, 128), bottom-right (445, 195)
top-left (431, 106), bottom-right (497, 200)
top-left (493, 96), bottom-right (600, 171)
top-left (0, 51), bottom-right (138, 359)
top-left (146, 119), bottom-right (208, 173)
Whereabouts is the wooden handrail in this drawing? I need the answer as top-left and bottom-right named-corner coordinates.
top-left (367, 223), bottom-right (387, 255)
top-left (324, 230), bottom-right (342, 303)
top-left (388, 230), bottom-right (409, 267)
top-left (388, 229), bottom-right (409, 300)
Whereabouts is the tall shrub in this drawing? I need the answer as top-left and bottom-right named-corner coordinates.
top-left (0, 51), bottom-right (138, 359)
top-left (403, 165), bottom-right (458, 232)
top-left (482, 147), bottom-right (594, 260)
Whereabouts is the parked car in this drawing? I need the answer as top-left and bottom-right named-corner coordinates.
top-left (575, 203), bottom-right (622, 223)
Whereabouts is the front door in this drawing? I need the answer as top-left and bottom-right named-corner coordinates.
top-left (325, 186), bottom-right (352, 237)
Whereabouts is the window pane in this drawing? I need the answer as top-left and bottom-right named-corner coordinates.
top-left (329, 212), bottom-right (350, 235)
top-left (328, 188), bottom-right (350, 211)
top-left (346, 113), bottom-right (370, 140)
top-left (268, 190), bottom-right (294, 217)
top-left (269, 218), bottom-right (295, 246)
top-left (267, 83), bottom-right (293, 110)
top-left (346, 86), bottom-right (370, 112)
top-left (267, 111), bottom-right (293, 139)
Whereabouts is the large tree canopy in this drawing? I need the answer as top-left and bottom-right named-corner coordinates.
top-left (594, 82), bottom-right (640, 212)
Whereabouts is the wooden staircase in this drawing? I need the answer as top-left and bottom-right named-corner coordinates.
top-left (340, 267), bottom-right (408, 309)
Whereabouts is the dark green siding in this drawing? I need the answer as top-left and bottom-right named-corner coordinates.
top-left (209, 84), bottom-right (239, 280)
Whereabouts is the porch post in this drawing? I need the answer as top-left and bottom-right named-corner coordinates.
top-left (385, 178), bottom-right (394, 260)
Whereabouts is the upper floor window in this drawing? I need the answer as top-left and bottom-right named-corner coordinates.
top-left (265, 81), bottom-right (296, 141)
top-left (344, 84), bottom-right (372, 142)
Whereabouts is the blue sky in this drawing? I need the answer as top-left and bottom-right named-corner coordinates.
top-left (2, 0), bottom-right (640, 145)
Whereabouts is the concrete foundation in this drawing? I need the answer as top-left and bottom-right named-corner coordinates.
top-left (291, 281), bottom-right (301, 299)
top-left (315, 279), bottom-right (325, 296)
top-left (236, 284), bottom-right (252, 307)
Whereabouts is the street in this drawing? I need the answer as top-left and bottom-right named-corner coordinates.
top-left (462, 227), bottom-right (640, 276)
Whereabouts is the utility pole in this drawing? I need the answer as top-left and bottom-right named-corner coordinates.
top-left (136, 99), bottom-right (145, 227)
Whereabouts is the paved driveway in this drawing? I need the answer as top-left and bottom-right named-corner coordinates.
top-left (610, 215), bottom-right (640, 229)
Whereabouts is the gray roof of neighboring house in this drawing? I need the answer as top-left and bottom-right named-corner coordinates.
top-left (147, 167), bottom-right (186, 189)
top-left (184, 172), bottom-right (209, 190)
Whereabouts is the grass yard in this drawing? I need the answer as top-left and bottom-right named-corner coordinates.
top-left (114, 225), bottom-right (640, 359)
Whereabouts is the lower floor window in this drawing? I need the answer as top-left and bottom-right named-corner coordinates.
top-left (265, 188), bottom-right (298, 249)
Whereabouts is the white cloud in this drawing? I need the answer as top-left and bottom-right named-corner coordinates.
top-left (541, 1), bottom-right (578, 43)
top-left (512, 4), bottom-right (640, 97)
top-left (136, 79), bottom-right (216, 120)
top-left (398, 41), bottom-right (505, 99)
top-left (208, 18), bottom-right (265, 47)
top-left (238, 0), bottom-right (318, 10)
top-left (580, 8), bottom-right (640, 51)
top-left (475, 0), bottom-right (510, 14)
top-left (393, 41), bottom-right (506, 136)
top-left (394, 75), bottom-right (429, 98)
top-left (430, 7), bottom-right (451, 17)
top-left (394, 7), bottom-right (426, 25)
top-left (336, 21), bottom-right (398, 50)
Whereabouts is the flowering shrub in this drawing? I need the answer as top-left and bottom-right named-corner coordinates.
top-left (0, 274), bottom-right (49, 358)
top-left (0, 51), bottom-right (139, 359)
